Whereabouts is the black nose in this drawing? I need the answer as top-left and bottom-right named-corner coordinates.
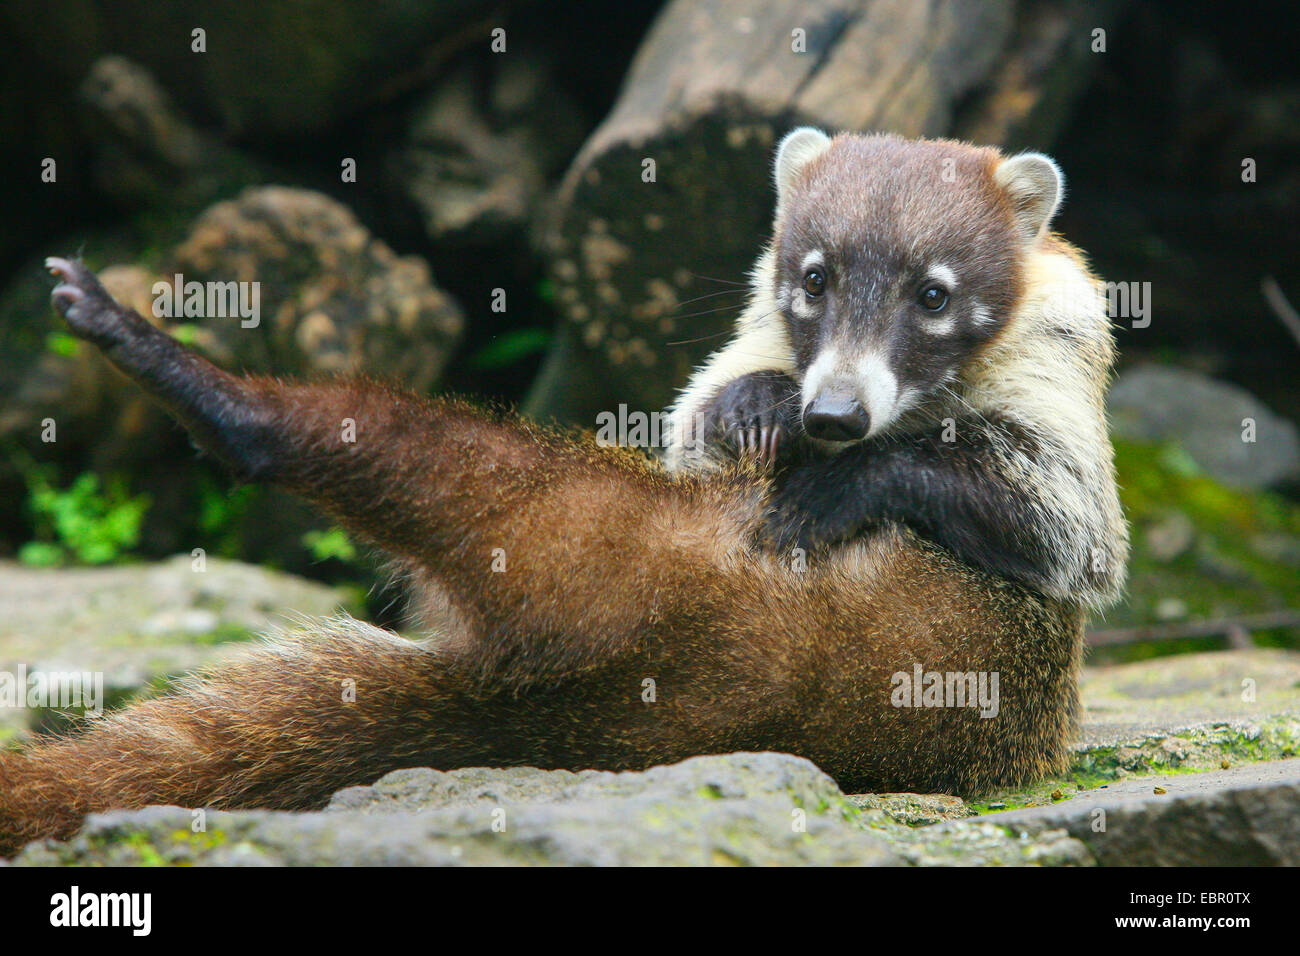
top-left (803, 392), bottom-right (870, 442)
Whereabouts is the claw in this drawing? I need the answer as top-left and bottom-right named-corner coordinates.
top-left (51, 283), bottom-right (85, 307)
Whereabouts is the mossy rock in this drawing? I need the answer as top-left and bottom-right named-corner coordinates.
top-left (1099, 438), bottom-right (1300, 657)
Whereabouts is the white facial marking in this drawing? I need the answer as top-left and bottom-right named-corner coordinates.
top-left (801, 347), bottom-right (840, 410)
top-left (893, 385), bottom-right (920, 420)
top-left (918, 264), bottom-right (959, 335)
top-left (856, 350), bottom-right (899, 437)
top-left (789, 288), bottom-right (809, 317)
top-left (971, 302), bottom-right (995, 326)
top-left (918, 316), bottom-right (957, 336)
top-left (926, 264), bottom-right (958, 290)
top-left (789, 251), bottom-right (825, 317)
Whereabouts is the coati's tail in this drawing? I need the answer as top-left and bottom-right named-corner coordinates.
top-left (1, 613), bottom-right (740, 855)
top-left (0, 618), bottom-right (444, 854)
top-left (0, 259), bottom-right (1086, 855)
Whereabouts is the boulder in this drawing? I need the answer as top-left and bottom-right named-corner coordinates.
top-left (1, 188), bottom-right (463, 448)
top-left (1, 0), bottom-right (507, 137)
top-left (77, 56), bottom-right (269, 214)
top-left (395, 51), bottom-right (587, 247)
top-left (983, 759), bottom-right (1300, 866)
top-left (12, 752), bottom-right (1094, 866)
top-left (168, 186), bottom-right (464, 387)
top-left (1078, 648), bottom-right (1300, 746)
top-left (1109, 364), bottom-right (1300, 489)
top-left (16, 753), bottom-right (905, 867)
top-left (0, 188), bottom-right (464, 567)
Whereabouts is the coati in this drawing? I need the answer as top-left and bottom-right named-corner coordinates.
top-left (667, 129), bottom-right (1127, 610)
top-left (0, 130), bottom-right (1124, 855)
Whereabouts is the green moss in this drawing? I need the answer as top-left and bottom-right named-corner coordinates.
top-left (89, 829), bottom-right (169, 867)
top-left (171, 828), bottom-right (228, 851)
top-left (18, 467), bottom-right (151, 567)
top-left (44, 331), bottom-right (81, 357)
top-left (187, 622), bottom-right (257, 646)
top-left (969, 715), bottom-right (1300, 815)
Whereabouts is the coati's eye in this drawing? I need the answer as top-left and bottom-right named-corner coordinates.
top-left (803, 270), bottom-right (826, 297)
top-left (918, 284), bottom-right (949, 312)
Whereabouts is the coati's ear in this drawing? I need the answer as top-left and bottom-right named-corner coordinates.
top-left (993, 152), bottom-right (1064, 243)
top-left (774, 127), bottom-right (832, 213)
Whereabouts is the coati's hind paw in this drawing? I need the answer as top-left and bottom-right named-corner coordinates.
top-left (46, 257), bottom-right (130, 348)
top-left (700, 370), bottom-right (803, 466)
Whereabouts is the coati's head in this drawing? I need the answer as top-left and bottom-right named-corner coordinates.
top-left (769, 128), bottom-right (1063, 442)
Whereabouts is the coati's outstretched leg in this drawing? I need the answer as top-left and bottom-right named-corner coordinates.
top-left (44, 257), bottom-right (758, 681)
top-left (0, 260), bottom-right (1083, 855)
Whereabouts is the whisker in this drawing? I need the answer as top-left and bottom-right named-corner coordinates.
top-left (664, 329), bottom-right (735, 346)
top-left (755, 392), bottom-right (804, 417)
top-left (664, 305), bottom-right (789, 350)
top-left (671, 288), bottom-right (749, 310)
top-left (668, 303), bottom-right (751, 321)
top-left (685, 273), bottom-right (748, 287)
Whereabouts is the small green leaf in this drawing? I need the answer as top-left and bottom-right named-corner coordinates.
top-left (171, 324), bottom-right (202, 346)
top-left (18, 541), bottom-right (64, 567)
top-left (302, 526), bottom-right (357, 563)
top-left (45, 331), bottom-right (81, 357)
top-left (469, 328), bottom-right (552, 370)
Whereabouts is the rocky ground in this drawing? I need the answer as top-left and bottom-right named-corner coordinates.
top-left (2, 557), bottom-right (1298, 866)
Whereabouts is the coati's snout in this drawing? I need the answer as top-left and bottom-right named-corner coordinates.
top-left (799, 346), bottom-right (901, 441)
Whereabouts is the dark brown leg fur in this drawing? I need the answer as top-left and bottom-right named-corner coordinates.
top-left (0, 261), bottom-right (1084, 855)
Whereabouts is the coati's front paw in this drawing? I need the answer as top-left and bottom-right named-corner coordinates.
top-left (46, 257), bottom-right (131, 349)
top-left (699, 370), bottom-right (802, 466)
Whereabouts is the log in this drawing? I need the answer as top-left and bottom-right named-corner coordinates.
top-left (530, 0), bottom-right (1126, 424)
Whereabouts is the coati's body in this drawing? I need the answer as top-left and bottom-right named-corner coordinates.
top-left (0, 131), bottom-right (1122, 855)
top-left (668, 130), bottom-right (1127, 609)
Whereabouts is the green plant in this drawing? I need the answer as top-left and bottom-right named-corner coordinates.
top-left (44, 330), bottom-right (81, 357)
top-left (301, 525), bottom-right (357, 563)
top-left (19, 469), bottom-right (150, 566)
top-left (468, 328), bottom-right (552, 370)
top-left (196, 474), bottom-right (258, 557)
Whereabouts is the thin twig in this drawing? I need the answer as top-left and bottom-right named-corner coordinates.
top-left (1261, 276), bottom-right (1300, 350)
top-left (1087, 609), bottom-right (1300, 648)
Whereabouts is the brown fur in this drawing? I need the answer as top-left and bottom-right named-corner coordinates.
top-left (0, 258), bottom-right (1085, 855)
